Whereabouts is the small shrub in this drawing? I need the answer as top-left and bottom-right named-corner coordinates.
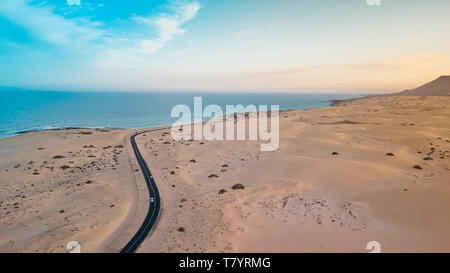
top-left (232, 184), bottom-right (245, 190)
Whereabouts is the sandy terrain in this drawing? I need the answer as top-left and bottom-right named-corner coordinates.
top-left (0, 128), bottom-right (145, 252)
top-left (1, 95), bottom-right (449, 252)
top-left (136, 95), bottom-right (450, 253)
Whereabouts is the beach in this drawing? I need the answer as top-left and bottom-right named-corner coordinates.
top-left (1, 95), bottom-right (450, 252)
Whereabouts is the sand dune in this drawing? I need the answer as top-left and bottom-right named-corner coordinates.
top-left (135, 95), bottom-right (450, 253)
top-left (394, 76), bottom-right (450, 96)
top-left (0, 95), bottom-right (449, 252)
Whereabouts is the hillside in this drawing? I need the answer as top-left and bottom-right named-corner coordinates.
top-left (394, 76), bottom-right (450, 96)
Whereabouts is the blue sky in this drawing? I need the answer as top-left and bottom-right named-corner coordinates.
top-left (1, 0), bottom-right (450, 92)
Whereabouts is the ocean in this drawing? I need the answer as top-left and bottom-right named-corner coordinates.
top-left (0, 89), bottom-right (363, 139)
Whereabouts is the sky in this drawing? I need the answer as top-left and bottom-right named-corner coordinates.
top-left (0, 0), bottom-right (450, 93)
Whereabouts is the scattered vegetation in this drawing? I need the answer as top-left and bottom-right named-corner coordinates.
top-left (60, 165), bottom-right (70, 170)
top-left (232, 183), bottom-right (245, 190)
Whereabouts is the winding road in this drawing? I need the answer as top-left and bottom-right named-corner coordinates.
top-left (120, 129), bottom-right (166, 253)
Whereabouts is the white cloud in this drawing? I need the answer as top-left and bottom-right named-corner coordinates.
top-left (234, 28), bottom-right (260, 40)
top-left (133, 1), bottom-right (201, 54)
top-left (0, 0), bottom-right (200, 54)
top-left (67, 0), bottom-right (81, 6)
top-left (0, 0), bottom-right (100, 45)
top-left (0, 0), bottom-right (202, 84)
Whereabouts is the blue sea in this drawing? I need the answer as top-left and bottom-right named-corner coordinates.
top-left (0, 89), bottom-right (363, 139)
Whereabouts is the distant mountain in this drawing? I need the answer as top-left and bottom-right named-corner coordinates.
top-left (393, 76), bottom-right (450, 96)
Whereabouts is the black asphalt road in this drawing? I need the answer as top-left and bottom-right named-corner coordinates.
top-left (120, 129), bottom-right (167, 253)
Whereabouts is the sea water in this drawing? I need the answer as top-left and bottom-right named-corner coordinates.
top-left (0, 89), bottom-right (363, 138)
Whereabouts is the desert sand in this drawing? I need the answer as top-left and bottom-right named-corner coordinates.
top-left (0, 128), bottom-right (147, 252)
top-left (1, 95), bottom-right (450, 252)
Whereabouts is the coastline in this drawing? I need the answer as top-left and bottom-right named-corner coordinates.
top-left (6, 105), bottom-right (343, 140)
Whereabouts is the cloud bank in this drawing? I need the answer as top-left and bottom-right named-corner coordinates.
top-left (133, 1), bottom-right (201, 54)
top-left (66, 0), bottom-right (81, 6)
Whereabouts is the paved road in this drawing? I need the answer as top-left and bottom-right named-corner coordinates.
top-left (120, 129), bottom-right (167, 253)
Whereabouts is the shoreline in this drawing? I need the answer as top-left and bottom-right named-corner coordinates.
top-left (15, 127), bottom-right (122, 135)
top-left (5, 104), bottom-right (345, 140)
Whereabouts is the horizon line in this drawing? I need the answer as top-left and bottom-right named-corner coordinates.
top-left (0, 86), bottom-right (388, 94)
